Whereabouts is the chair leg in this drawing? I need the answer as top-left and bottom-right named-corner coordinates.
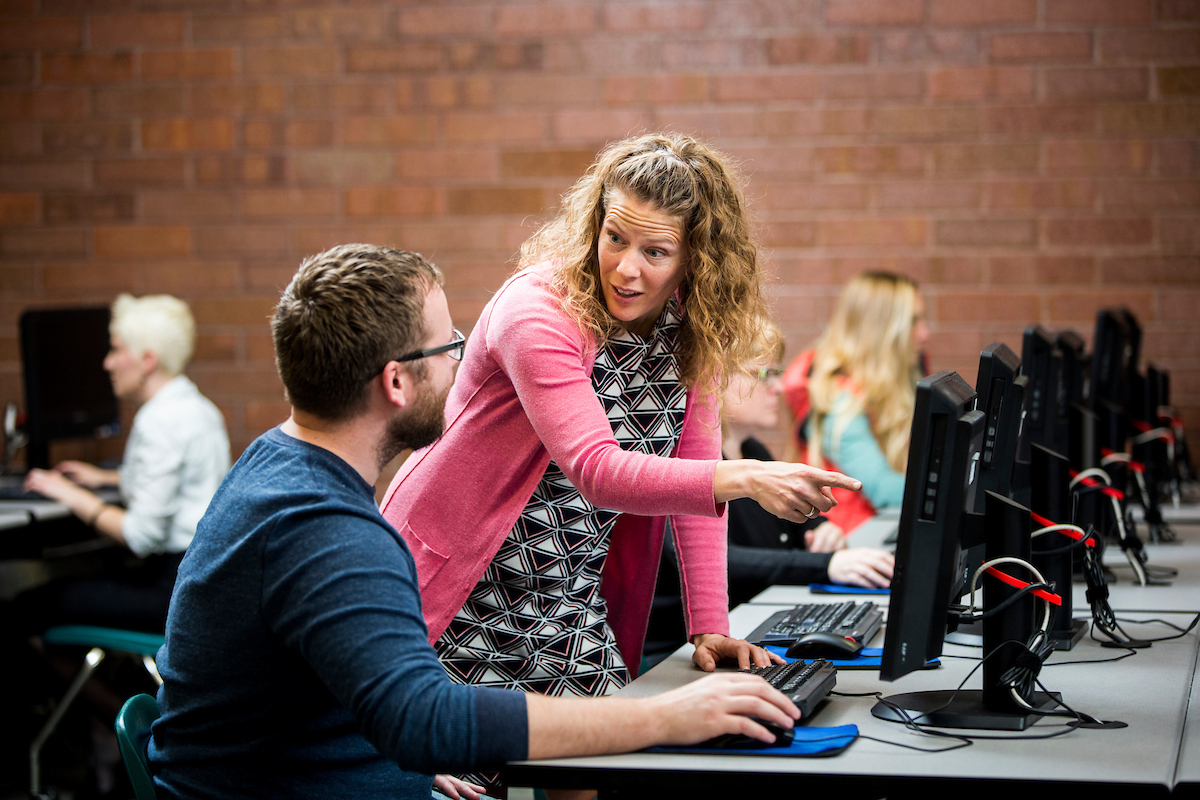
top-left (30, 647), bottom-right (106, 797)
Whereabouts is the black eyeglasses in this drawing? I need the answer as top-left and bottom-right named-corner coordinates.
top-left (395, 329), bottom-right (466, 363)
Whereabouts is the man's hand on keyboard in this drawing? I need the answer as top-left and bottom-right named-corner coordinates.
top-left (690, 632), bottom-right (783, 672)
top-left (648, 672), bottom-right (799, 746)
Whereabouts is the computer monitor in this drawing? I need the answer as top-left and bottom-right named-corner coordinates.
top-left (973, 342), bottom-right (1027, 512)
top-left (875, 371), bottom-right (1058, 730)
top-left (1056, 330), bottom-right (1087, 409)
top-left (878, 371), bottom-right (983, 684)
top-left (1090, 309), bottom-right (1133, 412)
top-left (20, 307), bottom-right (120, 470)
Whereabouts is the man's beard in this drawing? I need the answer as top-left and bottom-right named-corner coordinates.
top-left (377, 381), bottom-right (450, 469)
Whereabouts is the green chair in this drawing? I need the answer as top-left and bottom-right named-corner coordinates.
top-left (116, 693), bottom-right (160, 800)
top-left (30, 625), bottom-right (164, 798)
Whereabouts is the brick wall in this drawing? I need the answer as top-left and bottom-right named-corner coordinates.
top-left (1, 0), bottom-right (1197, 470)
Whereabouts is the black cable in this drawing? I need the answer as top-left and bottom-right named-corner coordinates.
top-left (954, 582), bottom-right (1057, 624)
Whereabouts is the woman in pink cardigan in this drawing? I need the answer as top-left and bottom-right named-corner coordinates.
top-left (381, 134), bottom-right (860, 730)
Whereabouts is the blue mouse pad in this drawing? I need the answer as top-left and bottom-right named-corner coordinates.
top-left (765, 645), bottom-right (939, 671)
top-left (649, 725), bottom-right (858, 757)
top-left (809, 583), bottom-right (889, 595)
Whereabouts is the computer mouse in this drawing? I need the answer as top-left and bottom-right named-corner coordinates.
top-left (785, 632), bottom-right (864, 660)
top-left (702, 719), bottom-right (795, 750)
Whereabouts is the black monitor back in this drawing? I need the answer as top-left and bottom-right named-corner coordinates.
top-left (880, 370), bottom-right (984, 683)
top-left (1056, 330), bottom-right (1087, 408)
top-left (20, 307), bottom-right (119, 470)
top-left (973, 342), bottom-right (1026, 513)
top-left (1090, 309), bottom-right (1131, 411)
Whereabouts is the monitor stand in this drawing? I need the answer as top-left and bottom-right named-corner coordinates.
top-left (872, 689), bottom-right (1061, 731)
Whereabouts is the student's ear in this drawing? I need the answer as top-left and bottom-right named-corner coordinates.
top-left (379, 361), bottom-right (413, 410)
top-left (141, 349), bottom-right (160, 377)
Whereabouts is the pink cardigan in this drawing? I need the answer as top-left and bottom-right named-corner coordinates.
top-left (380, 266), bottom-right (730, 674)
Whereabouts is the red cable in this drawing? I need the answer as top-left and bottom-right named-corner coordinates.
top-left (984, 566), bottom-right (1063, 606)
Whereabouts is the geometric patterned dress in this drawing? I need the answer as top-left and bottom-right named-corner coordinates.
top-left (434, 298), bottom-right (687, 707)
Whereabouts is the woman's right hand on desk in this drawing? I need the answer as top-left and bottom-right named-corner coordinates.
top-left (827, 548), bottom-right (894, 589)
top-left (714, 460), bottom-right (862, 524)
top-left (649, 672), bottom-right (800, 745)
top-left (54, 460), bottom-right (118, 488)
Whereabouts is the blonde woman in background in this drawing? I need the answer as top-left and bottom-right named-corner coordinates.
top-left (782, 272), bottom-right (930, 534)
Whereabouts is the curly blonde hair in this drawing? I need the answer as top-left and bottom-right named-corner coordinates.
top-left (518, 132), bottom-right (773, 392)
top-left (807, 272), bottom-right (921, 473)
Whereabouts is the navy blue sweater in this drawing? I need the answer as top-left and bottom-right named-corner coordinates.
top-left (149, 428), bottom-right (528, 799)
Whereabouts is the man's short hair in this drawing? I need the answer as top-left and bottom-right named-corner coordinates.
top-left (273, 244), bottom-right (444, 421)
top-left (110, 293), bottom-right (195, 377)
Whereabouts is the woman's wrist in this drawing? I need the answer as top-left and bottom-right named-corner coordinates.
top-left (712, 460), bottom-right (755, 504)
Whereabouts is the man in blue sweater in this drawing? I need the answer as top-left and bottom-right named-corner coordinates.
top-left (148, 244), bottom-right (798, 800)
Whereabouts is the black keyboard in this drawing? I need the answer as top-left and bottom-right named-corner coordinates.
top-left (746, 601), bottom-right (883, 647)
top-left (691, 659), bottom-right (837, 749)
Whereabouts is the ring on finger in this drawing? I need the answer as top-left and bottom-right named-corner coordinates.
top-left (805, 507), bottom-right (819, 518)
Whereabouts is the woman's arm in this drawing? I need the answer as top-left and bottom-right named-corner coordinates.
top-left (824, 411), bottom-right (905, 508)
top-left (23, 469), bottom-right (127, 544)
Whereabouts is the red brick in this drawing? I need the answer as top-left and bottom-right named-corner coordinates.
top-left (724, 146), bottom-right (817, 178)
top-left (245, 47), bottom-right (339, 76)
top-left (709, 0), bottom-right (820, 29)
top-left (445, 112), bottom-right (548, 144)
top-left (821, 218), bottom-right (927, 247)
top-left (989, 33), bottom-right (1092, 63)
top-left (935, 292), bottom-right (1040, 323)
top-left (930, 0), bottom-right (1037, 26)
top-left (244, 332), bottom-right (278, 361)
top-left (674, 107), bottom-right (772, 139)
top-left (1045, 68), bottom-right (1150, 101)
top-left (1100, 104), bottom-right (1200, 133)
top-left (984, 105), bottom-right (1095, 134)
top-left (42, 121), bottom-right (132, 154)
top-left (244, 400), bottom-right (289, 432)
top-left (1044, 140), bottom-right (1152, 175)
top-left (195, 226), bottom-right (290, 258)
top-left (43, 193), bottom-right (133, 223)
top-left (1101, 31), bottom-right (1199, 62)
top-left (243, 119), bottom-right (335, 149)
top-left (826, 0), bottom-right (924, 26)
top-left (821, 70), bottom-right (924, 100)
top-left (985, 180), bottom-right (1096, 209)
top-left (292, 7), bottom-right (391, 40)
top-left (1047, 291), bottom-right (1156, 325)
top-left (1046, 0), bottom-right (1152, 25)
top-left (930, 67), bottom-right (1034, 101)
top-left (346, 45), bottom-right (441, 74)
top-left (195, 156), bottom-right (285, 186)
top-left (397, 5), bottom-right (492, 35)
top-left (89, 13), bottom-right (185, 47)
top-left (452, 41), bottom-right (545, 72)
top-left (714, 72), bottom-right (819, 102)
top-left (1101, 180), bottom-right (1200, 209)
top-left (143, 261), bottom-right (239, 294)
top-left (989, 256), bottom-right (1097, 285)
top-left (141, 49), bottom-right (237, 80)
top-left (139, 190), bottom-right (236, 222)
top-left (0, 228), bottom-right (86, 256)
top-left (343, 116), bottom-right (438, 146)
top-left (192, 333), bottom-right (238, 362)
top-left (1159, 0), bottom-right (1200, 21)
top-left (293, 84), bottom-right (393, 114)
top-left (498, 149), bottom-right (592, 179)
top-left (767, 35), bottom-right (869, 65)
top-left (1163, 291), bottom-right (1200, 323)
top-left (243, 189), bottom-right (339, 218)
top-left (1102, 256), bottom-right (1200, 283)
top-left (400, 149), bottom-right (498, 180)
top-left (294, 152), bottom-right (397, 186)
top-left (1162, 216), bottom-right (1200, 253)
top-left (42, 262), bottom-right (137, 295)
top-left (191, 84), bottom-right (285, 115)
top-left (821, 108), bottom-right (871, 135)
top-left (142, 119), bottom-right (234, 151)
top-left (94, 157), bottom-right (186, 187)
top-left (936, 219), bottom-right (1037, 247)
top-left (819, 145), bottom-right (926, 174)
top-left (192, 13), bottom-right (285, 42)
top-left (760, 183), bottom-right (870, 211)
top-left (934, 143), bottom-right (1039, 174)
top-left (95, 225), bottom-right (190, 258)
top-left (191, 365), bottom-right (282, 396)
top-left (0, 88), bottom-right (89, 119)
top-left (876, 182), bottom-right (981, 209)
top-left (662, 39), bottom-right (763, 71)
top-left (0, 161), bottom-right (88, 190)
top-left (1044, 218), bottom-right (1153, 246)
top-left (492, 76), bottom-right (601, 106)
top-left (1159, 140), bottom-right (1200, 175)
top-left (0, 193), bottom-right (38, 225)
top-left (0, 122), bottom-right (38, 155)
top-left (1159, 67), bottom-right (1200, 97)
top-left (95, 86), bottom-right (183, 117)
top-left (446, 187), bottom-right (546, 216)
top-left (869, 106), bottom-right (980, 135)
top-left (878, 30), bottom-right (980, 63)
top-left (759, 220), bottom-right (819, 248)
top-left (345, 186), bottom-right (438, 217)
top-left (41, 53), bottom-right (133, 83)
top-left (0, 17), bottom-right (81, 50)
top-left (496, 4), bottom-right (597, 35)
top-left (0, 263), bottom-right (37, 295)
top-left (0, 55), bottom-right (34, 85)
top-left (601, 2), bottom-right (706, 31)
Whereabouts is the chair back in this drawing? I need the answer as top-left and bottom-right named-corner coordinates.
top-left (116, 693), bottom-right (160, 800)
